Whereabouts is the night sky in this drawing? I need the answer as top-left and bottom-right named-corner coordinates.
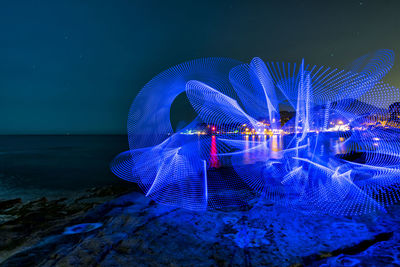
top-left (1, 0), bottom-right (400, 134)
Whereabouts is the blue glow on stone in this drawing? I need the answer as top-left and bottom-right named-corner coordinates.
top-left (63, 223), bottom-right (103, 235)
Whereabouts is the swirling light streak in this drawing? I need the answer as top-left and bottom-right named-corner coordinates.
top-left (111, 50), bottom-right (400, 215)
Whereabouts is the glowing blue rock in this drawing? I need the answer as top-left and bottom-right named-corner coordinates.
top-left (63, 223), bottom-right (103, 235)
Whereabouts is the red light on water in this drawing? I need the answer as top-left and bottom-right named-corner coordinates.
top-left (210, 135), bottom-right (220, 168)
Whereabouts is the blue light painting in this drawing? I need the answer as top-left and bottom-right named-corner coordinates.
top-left (111, 50), bottom-right (400, 215)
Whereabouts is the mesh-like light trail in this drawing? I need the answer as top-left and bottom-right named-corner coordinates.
top-left (111, 50), bottom-right (400, 215)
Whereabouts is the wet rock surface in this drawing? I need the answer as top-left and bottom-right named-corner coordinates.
top-left (1, 190), bottom-right (400, 266)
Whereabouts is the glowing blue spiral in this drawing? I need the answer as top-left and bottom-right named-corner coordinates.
top-left (111, 50), bottom-right (400, 215)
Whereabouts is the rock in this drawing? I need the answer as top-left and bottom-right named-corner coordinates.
top-left (0, 185), bottom-right (139, 264)
top-left (63, 223), bottom-right (103, 235)
top-left (2, 191), bottom-right (400, 266)
top-left (326, 254), bottom-right (361, 267)
top-left (0, 198), bottom-right (22, 211)
top-left (0, 215), bottom-right (18, 225)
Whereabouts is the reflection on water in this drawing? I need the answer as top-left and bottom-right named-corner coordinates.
top-left (333, 136), bottom-right (347, 155)
top-left (242, 134), bottom-right (283, 164)
top-left (209, 135), bottom-right (220, 168)
top-left (207, 133), bottom-right (352, 167)
top-left (243, 135), bottom-right (250, 164)
top-left (270, 134), bottom-right (283, 159)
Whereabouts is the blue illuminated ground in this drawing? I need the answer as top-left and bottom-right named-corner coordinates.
top-left (2, 190), bottom-right (400, 266)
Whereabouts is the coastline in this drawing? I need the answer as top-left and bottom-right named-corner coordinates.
top-left (1, 185), bottom-right (400, 266)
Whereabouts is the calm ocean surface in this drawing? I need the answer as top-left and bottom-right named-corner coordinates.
top-left (0, 135), bottom-right (131, 201)
top-left (0, 133), bottom-right (359, 201)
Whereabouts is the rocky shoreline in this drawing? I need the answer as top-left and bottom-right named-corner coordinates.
top-left (1, 187), bottom-right (400, 266)
top-left (0, 184), bottom-right (137, 263)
